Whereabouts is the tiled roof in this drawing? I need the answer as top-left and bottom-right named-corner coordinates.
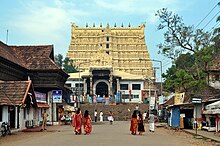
top-left (0, 41), bottom-right (60, 70)
top-left (0, 80), bottom-right (31, 105)
top-left (10, 45), bottom-right (60, 70)
top-left (0, 42), bottom-right (22, 67)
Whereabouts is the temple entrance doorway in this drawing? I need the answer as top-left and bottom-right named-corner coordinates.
top-left (95, 82), bottom-right (108, 97)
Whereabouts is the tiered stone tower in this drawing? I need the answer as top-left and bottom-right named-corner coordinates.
top-left (67, 23), bottom-right (153, 79)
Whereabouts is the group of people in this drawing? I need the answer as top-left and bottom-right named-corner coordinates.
top-left (130, 110), bottom-right (155, 135)
top-left (130, 110), bottom-right (145, 135)
top-left (94, 110), bottom-right (114, 124)
top-left (72, 108), bottom-right (92, 135)
top-left (94, 110), bottom-right (104, 122)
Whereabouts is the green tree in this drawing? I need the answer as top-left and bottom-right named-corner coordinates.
top-left (54, 54), bottom-right (63, 68)
top-left (62, 57), bottom-right (78, 73)
top-left (54, 54), bottom-right (78, 73)
top-left (156, 8), bottom-right (211, 59)
top-left (156, 8), bottom-right (216, 93)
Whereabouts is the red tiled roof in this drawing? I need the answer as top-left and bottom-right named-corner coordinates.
top-left (0, 41), bottom-right (60, 70)
top-left (0, 42), bottom-right (22, 67)
top-left (0, 80), bottom-right (31, 105)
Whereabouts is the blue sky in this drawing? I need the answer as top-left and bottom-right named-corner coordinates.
top-left (0, 0), bottom-right (219, 81)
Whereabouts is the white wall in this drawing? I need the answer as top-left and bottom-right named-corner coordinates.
top-left (2, 106), bottom-right (8, 122)
top-left (120, 80), bottom-right (144, 103)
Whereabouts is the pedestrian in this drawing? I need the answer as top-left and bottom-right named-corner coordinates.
top-left (73, 108), bottom-right (82, 135)
top-left (83, 110), bottom-right (92, 135)
top-left (142, 111), bottom-right (147, 122)
top-left (100, 111), bottom-right (103, 122)
top-left (41, 109), bottom-right (48, 131)
top-left (137, 111), bottom-right (145, 135)
top-left (130, 110), bottom-right (138, 135)
top-left (94, 109), bottom-right (97, 122)
top-left (108, 111), bottom-right (114, 125)
top-left (135, 105), bottom-right (139, 111)
top-left (149, 112), bottom-right (155, 132)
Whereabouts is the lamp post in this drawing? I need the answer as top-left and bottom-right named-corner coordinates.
top-left (139, 58), bottom-right (163, 95)
top-left (152, 59), bottom-right (163, 96)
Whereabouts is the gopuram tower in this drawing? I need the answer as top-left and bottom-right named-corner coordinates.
top-left (66, 23), bottom-right (154, 102)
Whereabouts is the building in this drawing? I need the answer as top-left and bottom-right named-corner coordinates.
top-left (0, 41), bottom-right (69, 130)
top-left (66, 23), bottom-right (156, 103)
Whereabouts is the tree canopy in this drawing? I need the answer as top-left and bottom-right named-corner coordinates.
top-left (156, 8), bottom-right (219, 94)
top-left (54, 54), bottom-right (78, 73)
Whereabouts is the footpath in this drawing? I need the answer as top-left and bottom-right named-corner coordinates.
top-left (183, 129), bottom-right (220, 143)
top-left (155, 123), bottom-right (220, 143)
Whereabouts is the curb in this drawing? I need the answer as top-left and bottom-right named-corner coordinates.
top-left (182, 130), bottom-right (220, 143)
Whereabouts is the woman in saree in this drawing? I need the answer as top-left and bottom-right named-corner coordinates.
top-left (130, 110), bottom-right (138, 135)
top-left (83, 110), bottom-right (92, 135)
top-left (137, 111), bottom-right (145, 135)
top-left (72, 108), bottom-right (82, 135)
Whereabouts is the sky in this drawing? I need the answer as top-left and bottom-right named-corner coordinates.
top-left (0, 0), bottom-right (219, 81)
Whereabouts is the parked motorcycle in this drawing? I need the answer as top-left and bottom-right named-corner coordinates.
top-left (1, 122), bottom-right (11, 136)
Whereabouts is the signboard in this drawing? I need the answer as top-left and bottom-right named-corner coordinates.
top-left (52, 90), bottom-right (62, 103)
top-left (174, 93), bottom-right (185, 105)
top-left (192, 98), bottom-right (202, 104)
top-left (159, 95), bottom-right (164, 105)
top-left (35, 91), bottom-right (46, 103)
top-left (149, 97), bottom-right (155, 107)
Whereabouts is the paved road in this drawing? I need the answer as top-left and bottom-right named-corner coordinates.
top-left (0, 121), bottom-right (217, 146)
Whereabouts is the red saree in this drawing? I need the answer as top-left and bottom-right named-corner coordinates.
top-left (130, 118), bottom-right (138, 135)
top-left (84, 116), bottom-right (92, 134)
top-left (73, 113), bottom-right (82, 134)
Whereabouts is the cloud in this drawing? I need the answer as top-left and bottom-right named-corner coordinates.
top-left (94, 0), bottom-right (190, 23)
top-left (11, 1), bottom-right (89, 42)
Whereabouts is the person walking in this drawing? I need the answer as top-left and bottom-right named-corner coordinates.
top-left (83, 110), bottom-right (92, 135)
top-left (100, 111), bottom-right (103, 122)
top-left (73, 108), bottom-right (82, 135)
top-left (149, 112), bottom-right (155, 132)
top-left (137, 111), bottom-right (145, 135)
top-left (130, 110), bottom-right (138, 135)
top-left (40, 109), bottom-right (48, 131)
top-left (108, 111), bottom-right (114, 125)
top-left (94, 109), bottom-right (97, 122)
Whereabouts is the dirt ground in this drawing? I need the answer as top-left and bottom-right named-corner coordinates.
top-left (0, 125), bottom-right (220, 146)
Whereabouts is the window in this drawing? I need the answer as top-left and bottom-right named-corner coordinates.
top-left (120, 84), bottom-right (128, 90)
top-left (106, 36), bottom-right (109, 41)
top-left (0, 106), bottom-right (2, 122)
top-left (75, 83), bottom-right (83, 87)
top-left (100, 43), bottom-right (102, 47)
top-left (121, 94), bottom-right (133, 99)
top-left (133, 95), bottom-right (139, 98)
top-left (106, 51), bottom-right (109, 54)
top-left (132, 84), bottom-right (141, 90)
top-left (106, 44), bottom-right (109, 48)
top-left (65, 83), bottom-right (71, 87)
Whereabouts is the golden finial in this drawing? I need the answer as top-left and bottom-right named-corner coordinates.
top-left (93, 23), bottom-right (95, 27)
top-left (100, 23), bottom-right (102, 27)
top-left (86, 23), bottom-right (88, 27)
top-left (114, 23), bottom-right (116, 27)
top-left (121, 23), bottom-right (123, 27)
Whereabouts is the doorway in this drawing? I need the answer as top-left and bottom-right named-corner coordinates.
top-left (96, 82), bottom-right (108, 97)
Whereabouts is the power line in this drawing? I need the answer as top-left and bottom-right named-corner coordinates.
top-left (195, 2), bottom-right (220, 29)
top-left (163, 61), bottom-right (172, 67)
top-left (208, 21), bottom-right (220, 33)
top-left (202, 10), bottom-right (220, 30)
